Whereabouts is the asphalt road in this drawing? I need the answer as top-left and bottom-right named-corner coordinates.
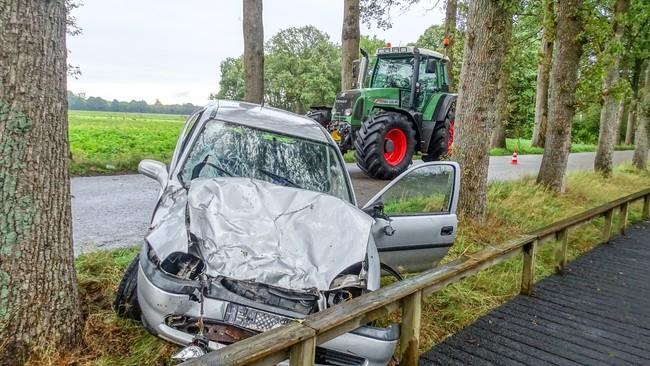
top-left (71, 150), bottom-right (635, 254)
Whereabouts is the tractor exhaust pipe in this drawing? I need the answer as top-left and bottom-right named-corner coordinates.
top-left (355, 48), bottom-right (369, 89)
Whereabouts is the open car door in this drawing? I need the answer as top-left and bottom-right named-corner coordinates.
top-left (363, 162), bottom-right (460, 274)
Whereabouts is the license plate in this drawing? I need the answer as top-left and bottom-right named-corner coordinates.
top-left (223, 303), bottom-right (292, 332)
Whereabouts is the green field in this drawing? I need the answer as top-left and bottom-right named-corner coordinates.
top-left (69, 111), bottom-right (635, 175)
top-left (69, 110), bottom-right (185, 175)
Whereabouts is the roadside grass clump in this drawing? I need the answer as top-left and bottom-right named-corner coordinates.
top-left (31, 165), bottom-right (650, 365)
top-left (69, 111), bottom-right (185, 175)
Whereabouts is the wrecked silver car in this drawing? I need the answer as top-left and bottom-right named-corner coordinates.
top-left (114, 100), bottom-right (460, 365)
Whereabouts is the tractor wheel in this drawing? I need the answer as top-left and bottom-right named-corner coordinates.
top-left (354, 112), bottom-right (416, 180)
top-left (423, 112), bottom-right (454, 162)
top-left (113, 255), bottom-right (141, 321)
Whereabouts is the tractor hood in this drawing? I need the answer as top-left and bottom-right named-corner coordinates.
top-left (146, 178), bottom-right (374, 291)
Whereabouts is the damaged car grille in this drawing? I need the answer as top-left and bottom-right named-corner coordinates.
top-left (223, 303), bottom-right (292, 332)
top-left (221, 278), bottom-right (319, 315)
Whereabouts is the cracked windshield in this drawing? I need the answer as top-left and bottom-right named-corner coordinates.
top-left (371, 57), bottom-right (414, 89)
top-left (382, 165), bottom-right (454, 215)
top-left (180, 120), bottom-right (351, 201)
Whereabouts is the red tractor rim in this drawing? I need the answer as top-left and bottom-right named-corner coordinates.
top-left (448, 119), bottom-right (455, 153)
top-left (384, 128), bottom-right (407, 166)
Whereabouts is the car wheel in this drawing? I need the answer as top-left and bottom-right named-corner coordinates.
top-left (113, 255), bottom-right (141, 321)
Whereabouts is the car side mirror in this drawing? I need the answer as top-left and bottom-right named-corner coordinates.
top-left (426, 59), bottom-right (437, 74)
top-left (139, 159), bottom-right (168, 187)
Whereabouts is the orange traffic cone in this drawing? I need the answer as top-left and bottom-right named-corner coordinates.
top-left (511, 151), bottom-right (518, 165)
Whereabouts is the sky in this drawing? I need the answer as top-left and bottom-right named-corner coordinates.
top-left (67, 0), bottom-right (445, 105)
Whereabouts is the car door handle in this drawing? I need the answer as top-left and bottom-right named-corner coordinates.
top-left (441, 226), bottom-right (454, 236)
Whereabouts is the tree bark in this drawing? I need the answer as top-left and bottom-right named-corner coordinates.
top-left (445, 0), bottom-right (458, 90)
top-left (530, 0), bottom-right (554, 148)
top-left (614, 98), bottom-right (625, 145)
top-left (633, 61), bottom-right (649, 170)
top-left (537, 0), bottom-right (584, 192)
top-left (625, 98), bottom-right (636, 144)
top-left (341, 0), bottom-right (360, 91)
top-left (491, 61), bottom-right (511, 149)
top-left (455, 0), bottom-right (513, 220)
top-left (594, 0), bottom-right (630, 176)
top-left (243, 0), bottom-right (264, 103)
top-left (0, 0), bottom-right (82, 363)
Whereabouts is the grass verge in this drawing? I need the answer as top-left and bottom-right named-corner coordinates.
top-left (30, 165), bottom-right (650, 365)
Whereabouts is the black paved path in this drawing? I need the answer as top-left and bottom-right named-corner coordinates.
top-left (421, 221), bottom-right (650, 366)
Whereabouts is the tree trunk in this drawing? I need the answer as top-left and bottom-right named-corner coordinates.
top-left (243, 0), bottom-right (264, 103)
top-left (536, 0), bottom-right (584, 192)
top-left (614, 98), bottom-right (625, 145)
top-left (625, 98), bottom-right (636, 144)
top-left (594, 0), bottom-right (630, 176)
top-left (530, 0), bottom-right (554, 148)
top-left (445, 0), bottom-right (458, 90)
top-left (633, 61), bottom-right (649, 170)
top-left (341, 0), bottom-right (360, 91)
top-left (0, 0), bottom-right (82, 363)
top-left (491, 61), bottom-right (511, 149)
top-left (455, 0), bottom-right (513, 220)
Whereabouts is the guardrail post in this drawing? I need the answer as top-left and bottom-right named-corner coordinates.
top-left (555, 228), bottom-right (569, 274)
top-left (619, 202), bottom-right (629, 235)
top-left (603, 209), bottom-right (614, 242)
top-left (289, 338), bottom-right (316, 365)
top-left (643, 194), bottom-right (650, 220)
top-left (399, 291), bottom-right (422, 366)
top-left (521, 240), bottom-right (537, 296)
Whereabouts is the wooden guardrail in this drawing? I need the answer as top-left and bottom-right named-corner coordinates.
top-left (181, 188), bottom-right (650, 366)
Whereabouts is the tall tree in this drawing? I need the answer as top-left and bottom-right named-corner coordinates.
top-left (243, 0), bottom-right (264, 103)
top-left (594, 0), bottom-right (630, 176)
top-left (625, 98), bottom-right (636, 144)
top-left (444, 0), bottom-right (458, 90)
top-left (530, 0), bottom-right (555, 148)
top-left (490, 64), bottom-right (511, 149)
top-left (0, 0), bottom-right (82, 362)
top-left (455, 0), bottom-right (513, 220)
top-left (632, 61), bottom-right (648, 170)
top-left (342, 0), bottom-right (361, 91)
top-left (537, 0), bottom-right (585, 191)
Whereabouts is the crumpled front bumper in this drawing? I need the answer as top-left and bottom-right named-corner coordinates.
top-left (137, 256), bottom-right (398, 366)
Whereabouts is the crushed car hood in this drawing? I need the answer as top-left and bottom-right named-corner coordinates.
top-left (147, 177), bottom-right (373, 291)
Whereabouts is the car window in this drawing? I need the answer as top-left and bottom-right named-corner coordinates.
top-left (179, 120), bottom-right (352, 202)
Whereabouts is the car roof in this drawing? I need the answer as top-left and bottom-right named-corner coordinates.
top-left (204, 100), bottom-right (331, 143)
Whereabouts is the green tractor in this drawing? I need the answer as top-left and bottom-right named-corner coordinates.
top-left (309, 46), bottom-right (456, 180)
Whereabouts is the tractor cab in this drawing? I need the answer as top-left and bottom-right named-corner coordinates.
top-left (309, 46), bottom-right (456, 180)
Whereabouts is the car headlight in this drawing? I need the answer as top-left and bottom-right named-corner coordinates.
top-left (344, 108), bottom-right (352, 116)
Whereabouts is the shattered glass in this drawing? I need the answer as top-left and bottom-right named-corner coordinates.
top-left (179, 120), bottom-right (351, 202)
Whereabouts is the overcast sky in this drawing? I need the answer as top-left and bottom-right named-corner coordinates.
top-left (67, 0), bottom-right (445, 105)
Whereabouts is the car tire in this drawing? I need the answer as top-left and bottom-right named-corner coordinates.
top-left (113, 255), bottom-right (141, 321)
top-left (424, 112), bottom-right (454, 162)
top-left (354, 111), bottom-right (416, 180)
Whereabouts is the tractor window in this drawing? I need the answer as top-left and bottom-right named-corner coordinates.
top-left (371, 57), bottom-right (414, 90)
top-left (417, 59), bottom-right (438, 109)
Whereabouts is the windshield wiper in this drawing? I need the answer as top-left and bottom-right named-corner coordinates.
top-left (258, 169), bottom-right (301, 189)
top-left (191, 155), bottom-right (233, 179)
